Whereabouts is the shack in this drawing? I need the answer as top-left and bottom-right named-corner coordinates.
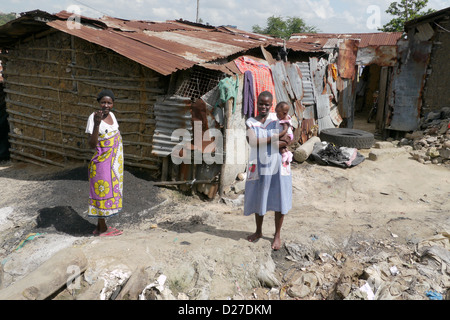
top-left (1, 9), bottom-right (424, 198)
top-left (385, 6), bottom-right (450, 133)
top-left (0, 10), bottom-right (284, 197)
top-left (286, 32), bottom-right (403, 134)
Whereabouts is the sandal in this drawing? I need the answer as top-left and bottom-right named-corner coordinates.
top-left (99, 227), bottom-right (123, 237)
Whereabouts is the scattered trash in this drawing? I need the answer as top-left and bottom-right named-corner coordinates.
top-left (99, 269), bottom-right (132, 300)
top-left (426, 290), bottom-right (443, 300)
top-left (16, 233), bottom-right (45, 251)
top-left (389, 266), bottom-right (399, 276)
top-left (359, 283), bottom-right (375, 300)
top-left (139, 274), bottom-right (172, 300)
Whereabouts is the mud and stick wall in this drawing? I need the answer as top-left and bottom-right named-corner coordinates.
top-left (3, 31), bottom-right (167, 172)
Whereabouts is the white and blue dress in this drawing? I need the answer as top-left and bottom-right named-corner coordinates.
top-left (244, 113), bottom-right (292, 216)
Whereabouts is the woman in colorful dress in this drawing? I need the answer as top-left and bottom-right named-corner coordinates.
top-left (86, 89), bottom-right (124, 236)
top-left (244, 91), bottom-right (293, 250)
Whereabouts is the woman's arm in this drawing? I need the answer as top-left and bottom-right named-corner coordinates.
top-left (88, 111), bottom-right (102, 149)
top-left (246, 125), bottom-right (272, 147)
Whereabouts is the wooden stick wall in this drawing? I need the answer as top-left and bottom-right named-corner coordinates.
top-left (3, 31), bottom-right (168, 172)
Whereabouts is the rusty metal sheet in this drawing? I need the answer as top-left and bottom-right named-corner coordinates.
top-left (355, 32), bottom-right (403, 47)
top-left (337, 39), bottom-right (358, 79)
top-left (1, 10), bottom-right (279, 76)
top-left (47, 20), bottom-right (195, 76)
top-left (152, 96), bottom-right (192, 157)
top-left (356, 45), bottom-right (398, 66)
top-left (175, 29), bottom-right (268, 50)
top-left (113, 30), bottom-right (217, 64)
top-left (288, 32), bottom-right (403, 52)
top-left (144, 30), bottom-right (247, 59)
top-left (387, 39), bottom-right (432, 131)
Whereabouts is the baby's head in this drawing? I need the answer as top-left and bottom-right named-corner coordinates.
top-left (275, 102), bottom-right (289, 120)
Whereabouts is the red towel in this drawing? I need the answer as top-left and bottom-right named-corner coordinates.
top-left (234, 56), bottom-right (277, 116)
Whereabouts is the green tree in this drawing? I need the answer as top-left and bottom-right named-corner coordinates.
top-left (0, 12), bottom-right (17, 26)
top-left (252, 16), bottom-right (319, 39)
top-left (379, 0), bottom-right (435, 32)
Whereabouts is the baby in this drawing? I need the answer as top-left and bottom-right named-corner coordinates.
top-left (275, 102), bottom-right (293, 164)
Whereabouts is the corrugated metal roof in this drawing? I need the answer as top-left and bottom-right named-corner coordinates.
top-left (288, 32), bottom-right (403, 52)
top-left (0, 10), bottom-right (278, 76)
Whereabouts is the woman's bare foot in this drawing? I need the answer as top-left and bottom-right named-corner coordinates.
top-left (272, 234), bottom-right (281, 250)
top-left (247, 232), bottom-right (262, 242)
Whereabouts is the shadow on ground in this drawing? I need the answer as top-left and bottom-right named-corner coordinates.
top-left (35, 206), bottom-right (96, 236)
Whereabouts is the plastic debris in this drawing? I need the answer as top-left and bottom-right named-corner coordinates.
top-left (139, 274), bottom-right (168, 300)
top-left (425, 290), bottom-right (443, 300)
top-left (359, 283), bottom-right (375, 300)
top-left (16, 233), bottom-right (44, 251)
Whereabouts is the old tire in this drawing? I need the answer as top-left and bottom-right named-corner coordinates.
top-left (319, 128), bottom-right (374, 149)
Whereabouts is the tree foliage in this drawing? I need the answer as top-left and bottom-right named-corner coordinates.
top-left (252, 16), bottom-right (319, 39)
top-left (379, 0), bottom-right (435, 32)
top-left (0, 12), bottom-right (16, 26)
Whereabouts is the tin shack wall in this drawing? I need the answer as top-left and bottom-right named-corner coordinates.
top-left (422, 18), bottom-right (450, 113)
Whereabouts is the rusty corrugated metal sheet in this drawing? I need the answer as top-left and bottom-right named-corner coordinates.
top-left (47, 19), bottom-right (196, 76)
top-left (1, 10), bottom-right (278, 76)
top-left (337, 39), bottom-right (359, 79)
top-left (356, 45), bottom-right (398, 66)
top-left (288, 32), bottom-right (403, 52)
top-left (387, 38), bottom-right (432, 131)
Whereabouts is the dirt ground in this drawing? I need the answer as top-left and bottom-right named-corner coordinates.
top-left (0, 123), bottom-right (449, 300)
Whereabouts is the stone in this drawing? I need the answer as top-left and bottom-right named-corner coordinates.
top-left (369, 148), bottom-right (406, 161)
top-left (236, 172), bottom-right (245, 181)
top-left (374, 141), bottom-right (395, 149)
top-left (426, 111), bottom-right (441, 122)
top-left (426, 147), bottom-right (440, 158)
top-left (405, 131), bottom-right (424, 140)
top-left (439, 148), bottom-right (450, 159)
top-left (287, 283), bottom-right (310, 298)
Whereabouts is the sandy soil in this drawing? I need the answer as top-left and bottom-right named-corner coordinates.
top-left (0, 138), bottom-right (449, 300)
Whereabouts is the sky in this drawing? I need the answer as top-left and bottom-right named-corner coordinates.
top-left (2, 0), bottom-right (449, 33)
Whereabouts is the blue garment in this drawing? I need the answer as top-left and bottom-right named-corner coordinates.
top-left (244, 113), bottom-right (292, 216)
top-left (243, 71), bottom-right (255, 118)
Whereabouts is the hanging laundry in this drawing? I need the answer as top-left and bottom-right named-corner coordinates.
top-left (331, 63), bottom-right (338, 81)
top-left (234, 56), bottom-right (277, 116)
top-left (243, 71), bottom-right (255, 118)
top-left (216, 76), bottom-right (239, 113)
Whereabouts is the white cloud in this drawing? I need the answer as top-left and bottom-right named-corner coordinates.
top-left (2, 0), bottom-right (449, 33)
top-left (305, 0), bottom-right (335, 20)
